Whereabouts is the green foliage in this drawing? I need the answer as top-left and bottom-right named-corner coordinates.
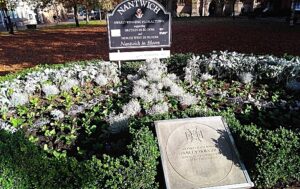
top-left (283, 53), bottom-right (300, 61)
top-left (165, 53), bottom-right (193, 76)
top-left (225, 115), bottom-right (300, 188)
top-left (0, 54), bottom-right (299, 188)
top-left (0, 59), bottom-right (102, 84)
top-left (99, 0), bottom-right (115, 12)
top-left (129, 105), bottom-right (300, 189)
top-left (0, 131), bottom-right (82, 188)
top-left (122, 61), bottom-right (144, 75)
top-left (0, 0), bottom-right (5, 8)
top-left (254, 128), bottom-right (300, 188)
top-left (0, 127), bottom-right (159, 189)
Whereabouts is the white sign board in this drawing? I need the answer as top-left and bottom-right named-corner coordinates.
top-left (109, 50), bottom-right (170, 61)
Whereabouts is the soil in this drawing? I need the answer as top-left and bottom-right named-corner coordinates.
top-left (1, 17), bottom-right (300, 75)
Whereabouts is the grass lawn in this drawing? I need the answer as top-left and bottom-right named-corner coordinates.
top-left (41, 20), bottom-right (107, 29)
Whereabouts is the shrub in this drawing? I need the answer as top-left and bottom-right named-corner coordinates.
top-left (0, 126), bottom-right (159, 189)
top-left (226, 116), bottom-right (300, 188)
top-left (254, 128), bottom-right (300, 188)
top-left (0, 52), bottom-right (299, 188)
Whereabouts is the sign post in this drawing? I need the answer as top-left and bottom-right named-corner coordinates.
top-left (107, 0), bottom-right (171, 63)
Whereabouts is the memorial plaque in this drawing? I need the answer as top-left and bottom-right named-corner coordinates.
top-left (107, 0), bottom-right (171, 49)
top-left (155, 116), bottom-right (254, 189)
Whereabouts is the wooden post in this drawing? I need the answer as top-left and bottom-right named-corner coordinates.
top-left (117, 50), bottom-right (121, 73)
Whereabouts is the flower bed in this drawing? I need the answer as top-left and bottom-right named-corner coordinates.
top-left (0, 52), bottom-right (299, 188)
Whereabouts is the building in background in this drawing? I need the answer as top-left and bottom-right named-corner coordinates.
top-left (159, 0), bottom-right (298, 17)
top-left (0, 0), bottom-right (66, 29)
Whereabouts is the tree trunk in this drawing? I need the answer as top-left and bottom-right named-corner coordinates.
top-left (290, 0), bottom-right (295, 26)
top-left (220, 0), bottom-right (224, 16)
top-left (73, 4), bottom-right (79, 27)
top-left (200, 0), bottom-right (204, 16)
top-left (3, 8), bottom-right (14, 34)
top-left (86, 9), bottom-right (89, 24)
top-left (232, 0), bottom-right (236, 20)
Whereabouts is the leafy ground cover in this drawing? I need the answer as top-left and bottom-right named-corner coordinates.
top-left (0, 52), bottom-right (299, 188)
top-left (0, 18), bottom-right (300, 75)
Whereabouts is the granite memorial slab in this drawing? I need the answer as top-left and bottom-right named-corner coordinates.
top-left (155, 116), bottom-right (254, 189)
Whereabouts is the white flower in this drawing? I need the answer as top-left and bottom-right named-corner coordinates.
top-left (60, 79), bottom-right (79, 91)
top-left (134, 79), bottom-right (149, 87)
top-left (167, 73), bottom-right (177, 81)
top-left (145, 58), bottom-right (162, 65)
top-left (142, 93), bottom-right (155, 103)
top-left (44, 68), bottom-right (53, 75)
top-left (98, 62), bottom-right (120, 79)
top-left (0, 119), bottom-right (17, 133)
top-left (157, 82), bottom-right (163, 90)
top-left (185, 55), bottom-right (200, 83)
top-left (179, 93), bottom-right (198, 106)
top-left (33, 118), bottom-right (50, 128)
top-left (184, 67), bottom-right (193, 84)
top-left (24, 82), bottom-right (37, 94)
top-left (260, 101), bottom-right (274, 109)
top-left (200, 73), bottom-right (213, 81)
top-left (138, 58), bottom-right (167, 82)
top-left (147, 102), bottom-right (169, 115)
top-left (95, 74), bottom-right (108, 86)
top-left (107, 99), bottom-right (141, 134)
top-left (132, 86), bottom-right (156, 102)
top-left (162, 77), bottom-right (174, 88)
top-left (78, 70), bottom-right (89, 80)
top-left (82, 95), bottom-right (107, 109)
top-left (149, 83), bottom-right (159, 91)
top-left (68, 105), bottom-right (85, 116)
top-left (127, 74), bottom-right (139, 81)
top-left (87, 66), bottom-right (98, 79)
top-left (10, 92), bottom-right (29, 106)
top-left (50, 109), bottom-right (64, 120)
top-left (152, 92), bottom-right (165, 102)
top-left (239, 72), bottom-right (253, 84)
top-left (146, 69), bottom-right (163, 82)
top-left (112, 77), bottom-right (120, 84)
top-left (169, 84), bottom-right (185, 97)
top-left (220, 91), bottom-right (228, 98)
top-left (122, 99), bottom-right (141, 116)
top-left (188, 55), bottom-right (200, 65)
top-left (42, 84), bottom-right (60, 97)
top-left (0, 88), bottom-right (11, 107)
top-left (132, 86), bottom-right (148, 98)
top-left (247, 94), bottom-right (255, 103)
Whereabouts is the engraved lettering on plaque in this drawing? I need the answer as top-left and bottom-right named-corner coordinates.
top-left (166, 123), bottom-right (234, 186)
top-left (185, 128), bottom-right (204, 143)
